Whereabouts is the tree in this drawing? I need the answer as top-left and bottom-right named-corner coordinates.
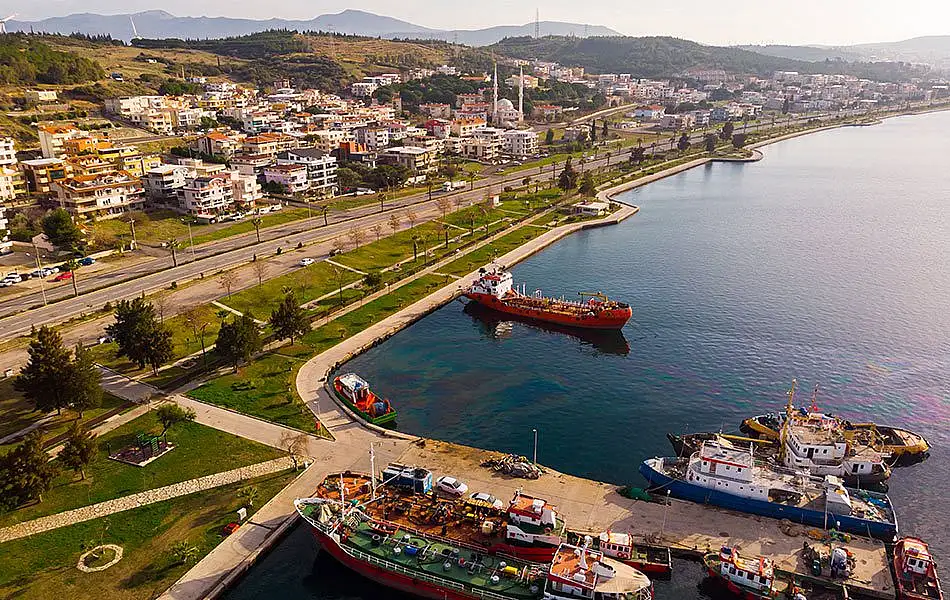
top-left (630, 146), bottom-right (645, 164)
top-left (322, 205), bottom-right (330, 227)
top-left (404, 209), bottom-right (417, 228)
top-left (544, 128), bottom-right (554, 145)
top-left (155, 403), bottom-right (196, 434)
top-left (732, 133), bottom-right (748, 149)
top-left (62, 258), bottom-right (80, 298)
top-left (782, 97), bottom-right (790, 114)
top-left (336, 166), bottom-right (362, 192)
top-left (437, 221), bottom-right (450, 246)
top-left (435, 196), bottom-right (451, 220)
top-left (720, 121), bottom-right (735, 140)
top-left (558, 158), bottom-right (578, 191)
top-left (60, 422), bottom-right (96, 480)
top-left (251, 217), bottom-right (263, 243)
top-left (602, 120), bottom-right (609, 138)
top-left (0, 431), bottom-right (58, 507)
top-left (704, 134), bottom-right (718, 153)
top-left (279, 431), bottom-right (310, 470)
top-left (183, 307), bottom-right (212, 363)
top-left (677, 132), bottom-right (691, 152)
top-left (270, 291), bottom-right (311, 344)
top-left (578, 172), bottom-right (597, 197)
top-left (166, 239), bottom-right (181, 267)
top-left (42, 208), bottom-right (82, 250)
top-left (69, 344), bottom-right (102, 418)
top-left (388, 213), bottom-right (401, 235)
top-left (410, 235), bottom-right (420, 262)
top-left (219, 270), bottom-right (237, 298)
top-left (106, 298), bottom-right (174, 375)
top-left (215, 314), bottom-right (262, 371)
top-left (347, 226), bottom-right (365, 249)
top-left (589, 122), bottom-right (597, 142)
top-left (15, 326), bottom-right (73, 415)
top-left (239, 485), bottom-right (259, 508)
top-left (252, 260), bottom-right (267, 287)
top-left (171, 541), bottom-right (199, 565)
top-left (370, 223), bottom-right (383, 242)
top-left (363, 270), bottom-right (383, 289)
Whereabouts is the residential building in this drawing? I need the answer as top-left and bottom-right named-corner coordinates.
top-left (195, 131), bottom-right (245, 158)
top-left (120, 153), bottom-right (169, 179)
top-left (420, 103), bottom-right (452, 119)
top-left (532, 104), bottom-right (563, 121)
top-left (501, 130), bottom-right (539, 158)
top-left (275, 148), bottom-right (338, 197)
top-left (377, 146), bottom-right (434, 173)
top-left (229, 171), bottom-right (263, 209)
top-left (0, 206), bottom-right (10, 254)
top-left (351, 81), bottom-right (378, 97)
top-left (144, 164), bottom-right (192, 204)
top-left (52, 171), bottom-right (145, 220)
top-left (128, 110), bottom-right (174, 135)
top-left (21, 158), bottom-right (74, 193)
top-left (457, 138), bottom-right (499, 162)
top-left (354, 126), bottom-right (390, 151)
top-left (180, 175), bottom-right (235, 217)
top-left (456, 93), bottom-right (484, 108)
top-left (309, 129), bottom-right (351, 153)
top-left (0, 138), bottom-right (16, 167)
top-left (659, 113), bottom-right (696, 130)
top-left (332, 142), bottom-right (377, 169)
top-left (450, 118), bottom-right (486, 138)
top-left (24, 89), bottom-right (59, 104)
top-left (505, 74), bottom-right (540, 89)
top-left (67, 155), bottom-right (116, 177)
top-left (241, 133), bottom-right (298, 158)
top-left (62, 136), bottom-right (113, 156)
top-left (38, 124), bottom-right (87, 158)
top-left (263, 164), bottom-right (309, 194)
top-left (423, 119), bottom-right (452, 139)
top-left (231, 153), bottom-right (274, 177)
top-left (633, 105), bottom-right (666, 120)
top-left (0, 138), bottom-right (25, 200)
top-left (104, 95), bottom-right (167, 116)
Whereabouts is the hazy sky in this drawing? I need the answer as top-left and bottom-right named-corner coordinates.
top-left (15, 0), bottom-right (950, 45)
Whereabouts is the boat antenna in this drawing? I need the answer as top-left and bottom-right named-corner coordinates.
top-left (780, 379), bottom-right (797, 463)
top-left (809, 383), bottom-right (820, 413)
top-left (370, 444), bottom-right (377, 501)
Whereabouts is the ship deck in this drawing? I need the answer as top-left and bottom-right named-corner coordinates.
top-left (395, 440), bottom-right (896, 599)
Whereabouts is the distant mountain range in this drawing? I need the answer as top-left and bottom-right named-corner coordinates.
top-left (5, 9), bottom-right (621, 46)
top-left (740, 36), bottom-right (950, 69)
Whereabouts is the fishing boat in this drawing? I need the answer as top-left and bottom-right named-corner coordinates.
top-left (331, 373), bottom-right (397, 426)
top-left (893, 537), bottom-right (944, 600)
top-left (739, 390), bottom-right (929, 466)
top-left (702, 546), bottom-right (778, 599)
top-left (639, 439), bottom-right (898, 540)
top-left (464, 267), bottom-right (632, 330)
top-left (590, 531), bottom-right (672, 577)
top-left (543, 541), bottom-right (653, 600)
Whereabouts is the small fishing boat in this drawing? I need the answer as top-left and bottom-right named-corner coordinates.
top-left (332, 373), bottom-right (397, 426)
top-left (594, 531), bottom-right (672, 577)
top-left (894, 537), bottom-right (944, 600)
top-left (703, 546), bottom-right (778, 599)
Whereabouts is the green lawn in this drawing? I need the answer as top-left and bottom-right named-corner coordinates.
top-left (332, 221), bottom-right (445, 273)
top-left (189, 208), bottom-right (311, 246)
top-left (441, 228), bottom-right (549, 277)
top-left (86, 304), bottom-right (222, 376)
top-left (0, 469), bottom-right (296, 600)
top-left (0, 379), bottom-right (128, 450)
top-left (0, 411), bottom-right (283, 527)
top-left (223, 261), bottom-right (361, 318)
top-left (187, 352), bottom-right (315, 432)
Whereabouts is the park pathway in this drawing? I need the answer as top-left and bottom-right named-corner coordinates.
top-left (0, 456), bottom-right (294, 544)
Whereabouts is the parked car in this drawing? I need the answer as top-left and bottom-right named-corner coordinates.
top-left (52, 271), bottom-right (73, 282)
top-left (0, 273), bottom-right (22, 287)
top-left (78, 257), bottom-right (96, 266)
top-left (469, 492), bottom-right (504, 510)
top-left (42, 267), bottom-right (59, 276)
top-left (435, 476), bottom-right (469, 497)
top-left (29, 269), bottom-right (46, 279)
top-left (298, 257), bottom-right (315, 267)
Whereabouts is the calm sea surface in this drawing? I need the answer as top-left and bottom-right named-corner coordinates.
top-left (227, 111), bottom-right (950, 599)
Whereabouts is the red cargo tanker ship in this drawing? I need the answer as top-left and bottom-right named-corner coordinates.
top-left (464, 267), bottom-right (632, 330)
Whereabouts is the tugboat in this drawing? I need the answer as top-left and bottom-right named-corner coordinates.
top-left (639, 439), bottom-right (898, 540)
top-left (331, 373), bottom-right (396, 426)
top-left (893, 537), bottom-right (944, 600)
top-left (464, 266), bottom-right (632, 330)
top-left (703, 546), bottom-right (778, 599)
top-left (543, 540), bottom-right (653, 600)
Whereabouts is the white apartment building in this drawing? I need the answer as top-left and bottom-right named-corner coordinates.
top-left (38, 124), bottom-right (87, 158)
top-left (230, 171), bottom-right (263, 208)
top-left (501, 130), bottom-right (539, 158)
top-left (457, 138), bottom-right (499, 163)
top-left (24, 89), bottom-right (59, 104)
top-left (0, 138), bottom-right (16, 167)
top-left (351, 82), bottom-right (378, 98)
top-left (52, 171), bottom-right (145, 220)
top-left (144, 164), bottom-right (193, 203)
top-left (275, 148), bottom-right (338, 197)
top-left (263, 164), bottom-right (310, 194)
top-left (354, 126), bottom-right (390, 151)
top-left (104, 95), bottom-right (168, 116)
top-left (0, 205), bottom-right (10, 254)
top-left (180, 175), bottom-right (235, 217)
top-left (309, 129), bottom-right (351, 153)
top-left (128, 110), bottom-right (175, 135)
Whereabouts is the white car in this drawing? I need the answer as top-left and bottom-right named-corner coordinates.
top-left (298, 258), bottom-right (315, 267)
top-left (436, 476), bottom-right (469, 497)
top-left (0, 274), bottom-right (22, 287)
top-left (469, 492), bottom-right (504, 510)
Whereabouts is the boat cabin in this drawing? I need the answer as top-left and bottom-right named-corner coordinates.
top-left (686, 442), bottom-right (768, 501)
top-left (823, 476), bottom-right (855, 517)
top-left (783, 418), bottom-right (886, 476)
top-left (336, 372), bottom-right (372, 399)
top-left (714, 546), bottom-right (774, 596)
top-left (598, 531), bottom-right (634, 561)
top-left (545, 542), bottom-right (652, 600)
top-left (895, 537), bottom-right (943, 600)
top-left (509, 492), bottom-right (558, 530)
top-left (470, 268), bottom-right (513, 298)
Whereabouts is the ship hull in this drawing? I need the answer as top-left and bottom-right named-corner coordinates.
top-left (487, 542), bottom-right (558, 562)
top-left (638, 460), bottom-right (897, 540)
top-left (309, 526), bottom-right (505, 600)
top-left (464, 292), bottom-right (631, 330)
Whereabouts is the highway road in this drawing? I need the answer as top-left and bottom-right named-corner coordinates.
top-left (0, 108), bottom-right (876, 341)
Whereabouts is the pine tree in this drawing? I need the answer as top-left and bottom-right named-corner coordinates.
top-left (215, 315), bottom-right (263, 372)
top-left (677, 132), bottom-right (691, 152)
top-left (544, 128), bottom-right (554, 145)
top-left (558, 158), bottom-right (578, 191)
top-left (69, 344), bottom-right (102, 418)
top-left (578, 172), bottom-right (597, 197)
top-left (60, 422), bottom-right (97, 480)
top-left (15, 326), bottom-right (73, 414)
top-left (0, 431), bottom-right (58, 507)
top-left (269, 292), bottom-right (312, 344)
top-left (107, 298), bottom-right (174, 375)
top-left (704, 134), bottom-right (718, 153)
top-left (720, 121), bottom-right (735, 140)
top-left (155, 403), bottom-right (196, 435)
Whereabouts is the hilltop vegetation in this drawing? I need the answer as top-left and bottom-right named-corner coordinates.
top-left (0, 34), bottom-right (104, 85)
top-left (491, 36), bottom-right (932, 81)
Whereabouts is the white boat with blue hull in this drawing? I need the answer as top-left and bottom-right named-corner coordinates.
top-left (639, 440), bottom-right (897, 540)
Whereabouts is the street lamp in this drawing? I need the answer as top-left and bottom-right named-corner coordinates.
top-left (532, 428), bottom-right (538, 465)
top-left (128, 217), bottom-right (137, 250)
top-left (27, 244), bottom-right (48, 306)
top-left (181, 218), bottom-right (195, 262)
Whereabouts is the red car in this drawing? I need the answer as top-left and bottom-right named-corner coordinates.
top-left (52, 271), bottom-right (73, 282)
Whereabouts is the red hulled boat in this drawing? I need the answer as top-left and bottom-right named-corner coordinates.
top-left (464, 267), bottom-right (632, 330)
top-left (894, 537), bottom-right (944, 600)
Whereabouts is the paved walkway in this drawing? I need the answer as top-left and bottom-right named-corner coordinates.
top-left (0, 457), bottom-right (294, 544)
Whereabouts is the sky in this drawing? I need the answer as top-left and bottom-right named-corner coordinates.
top-left (12, 0), bottom-right (950, 46)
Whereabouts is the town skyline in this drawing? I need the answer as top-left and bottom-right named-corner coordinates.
top-left (11, 0), bottom-right (950, 47)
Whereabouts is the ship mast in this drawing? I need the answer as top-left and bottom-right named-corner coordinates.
top-left (779, 379), bottom-right (797, 463)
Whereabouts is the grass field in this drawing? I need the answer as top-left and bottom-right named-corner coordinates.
top-left (441, 228), bottom-right (550, 277)
top-left (0, 411), bottom-right (283, 528)
top-left (223, 261), bottom-right (361, 318)
top-left (0, 469), bottom-right (295, 600)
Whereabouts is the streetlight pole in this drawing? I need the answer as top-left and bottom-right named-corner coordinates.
top-left (30, 242), bottom-right (48, 306)
top-left (129, 217), bottom-right (137, 251)
top-left (532, 428), bottom-right (538, 465)
top-left (182, 219), bottom-right (195, 262)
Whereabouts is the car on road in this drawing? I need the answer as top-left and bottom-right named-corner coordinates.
top-left (435, 476), bottom-right (469, 497)
top-left (468, 492), bottom-right (504, 510)
top-left (43, 267), bottom-right (59, 276)
top-left (298, 257), bottom-right (315, 267)
top-left (29, 269), bottom-right (46, 279)
top-left (78, 257), bottom-right (96, 266)
top-left (0, 273), bottom-right (23, 287)
top-left (52, 271), bottom-right (73, 282)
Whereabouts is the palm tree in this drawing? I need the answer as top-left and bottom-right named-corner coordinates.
top-left (251, 218), bottom-right (263, 243)
top-left (322, 206), bottom-right (329, 227)
top-left (166, 239), bottom-right (181, 267)
top-left (63, 258), bottom-right (80, 298)
top-left (410, 235), bottom-right (420, 262)
top-left (239, 485), bottom-right (259, 508)
top-left (172, 542), bottom-right (199, 565)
